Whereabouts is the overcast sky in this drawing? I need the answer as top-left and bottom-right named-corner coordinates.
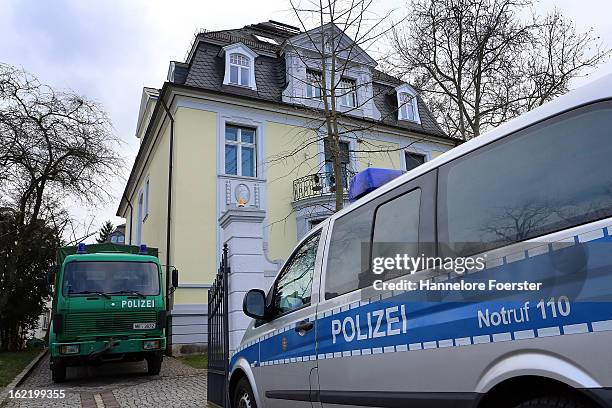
top-left (1, 0), bottom-right (611, 242)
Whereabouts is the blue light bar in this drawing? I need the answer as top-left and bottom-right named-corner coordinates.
top-left (348, 168), bottom-right (405, 202)
top-left (76, 243), bottom-right (86, 254)
top-left (139, 244), bottom-right (148, 255)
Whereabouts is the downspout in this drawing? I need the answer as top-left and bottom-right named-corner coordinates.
top-left (160, 96), bottom-right (174, 312)
top-left (160, 94), bottom-right (175, 356)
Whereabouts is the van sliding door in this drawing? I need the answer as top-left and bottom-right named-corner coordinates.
top-left (314, 171), bottom-right (438, 408)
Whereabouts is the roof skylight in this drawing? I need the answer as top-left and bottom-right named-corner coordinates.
top-left (254, 34), bottom-right (279, 45)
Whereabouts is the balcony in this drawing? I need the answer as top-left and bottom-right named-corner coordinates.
top-left (293, 170), bottom-right (355, 202)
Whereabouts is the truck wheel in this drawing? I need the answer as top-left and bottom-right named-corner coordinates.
top-left (146, 353), bottom-right (162, 375)
top-left (51, 364), bottom-right (66, 383)
top-left (233, 377), bottom-right (257, 408)
top-left (514, 396), bottom-right (585, 408)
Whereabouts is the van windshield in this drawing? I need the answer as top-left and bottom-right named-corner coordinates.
top-left (63, 261), bottom-right (160, 296)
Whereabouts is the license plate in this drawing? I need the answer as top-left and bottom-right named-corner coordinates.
top-left (133, 323), bottom-right (156, 330)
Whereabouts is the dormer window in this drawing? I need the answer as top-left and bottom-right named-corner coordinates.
top-left (395, 84), bottom-right (421, 123)
top-left (306, 69), bottom-right (322, 99)
top-left (229, 53), bottom-right (250, 86)
top-left (399, 92), bottom-right (416, 121)
top-left (222, 43), bottom-right (258, 90)
top-left (338, 77), bottom-right (357, 107)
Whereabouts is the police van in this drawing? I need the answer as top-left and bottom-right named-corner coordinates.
top-left (229, 73), bottom-right (612, 408)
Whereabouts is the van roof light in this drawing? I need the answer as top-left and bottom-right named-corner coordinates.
top-left (139, 244), bottom-right (148, 255)
top-left (348, 168), bottom-right (405, 202)
top-left (76, 243), bottom-right (86, 254)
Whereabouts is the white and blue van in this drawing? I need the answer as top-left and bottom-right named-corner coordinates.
top-left (229, 74), bottom-right (612, 408)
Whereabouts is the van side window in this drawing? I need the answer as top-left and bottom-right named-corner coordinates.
top-left (325, 204), bottom-right (375, 299)
top-left (438, 100), bottom-right (612, 256)
top-left (271, 231), bottom-right (320, 317)
top-left (372, 188), bottom-right (421, 279)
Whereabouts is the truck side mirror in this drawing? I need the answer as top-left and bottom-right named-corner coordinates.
top-left (47, 269), bottom-right (56, 285)
top-left (171, 269), bottom-right (179, 288)
top-left (243, 289), bottom-right (267, 320)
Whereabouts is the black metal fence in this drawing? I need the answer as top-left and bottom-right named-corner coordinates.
top-left (207, 244), bottom-right (230, 407)
top-left (293, 169), bottom-right (355, 201)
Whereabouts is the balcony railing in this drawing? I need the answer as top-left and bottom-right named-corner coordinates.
top-left (293, 170), bottom-right (356, 202)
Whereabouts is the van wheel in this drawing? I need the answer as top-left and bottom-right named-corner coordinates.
top-left (146, 353), bottom-right (162, 375)
top-left (514, 396), bottom-right (584, 408)
top-left (51, 363), bottom-right (66, 383)
top-left (233, 377), bottom-right (257, 408)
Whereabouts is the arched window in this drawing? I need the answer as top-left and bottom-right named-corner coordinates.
top-left (229, 53), bottom-right (250, 87)
top-left (222, 43), bottom-right (257, 90)
top-left (399, 92), bottom-right (416, 121)
top-left (395, 84), bottom-right (421, 123)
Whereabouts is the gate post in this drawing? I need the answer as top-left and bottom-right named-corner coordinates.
top-left (218, 207), bottom-right (277, 355)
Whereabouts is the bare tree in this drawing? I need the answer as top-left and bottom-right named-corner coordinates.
top-left (0, 64), bottom-right (122, 224)
top-left (278, 0), bottom-right (420, 212)
top-left (0, 63), bottom-right (122, 350)
top-left (389, 0), bottom-right (610, 140)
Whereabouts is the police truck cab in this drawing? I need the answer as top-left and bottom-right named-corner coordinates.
top-left (230, 74), bottom-right (612, 408)
top-left (49, 243), bottom-right (178, 382)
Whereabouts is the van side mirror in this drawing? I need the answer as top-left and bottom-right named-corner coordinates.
top-left (171, 269), bottom-right (179, 288)
top-left (243, 289), bottom-right (267, 320)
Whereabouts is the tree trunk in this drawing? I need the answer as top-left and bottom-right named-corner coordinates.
top-left (329, 115), bottom-right (344, 212)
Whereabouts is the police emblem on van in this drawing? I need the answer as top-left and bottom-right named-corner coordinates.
top-left (121, 299), bottom-right (154, 308)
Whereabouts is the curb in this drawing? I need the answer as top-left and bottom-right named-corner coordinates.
top-left (0, 348), bottom-right (47, 407)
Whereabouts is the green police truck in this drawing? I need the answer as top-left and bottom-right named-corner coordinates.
top-left (48, 243), bottom-right (178, 382)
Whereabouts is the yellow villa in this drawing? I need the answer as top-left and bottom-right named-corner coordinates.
top-left (117, 20), bottom-right (459, 354)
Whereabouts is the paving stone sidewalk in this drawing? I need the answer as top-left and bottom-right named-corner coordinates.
top-left (3, 354), bottom-right (210, 408)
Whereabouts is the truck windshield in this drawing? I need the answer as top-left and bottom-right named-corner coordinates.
top-left (63, 261), bottom-right (160, 296)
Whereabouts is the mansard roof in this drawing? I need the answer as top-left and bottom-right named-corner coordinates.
top-left (168, 21), bottom-right (449, 140)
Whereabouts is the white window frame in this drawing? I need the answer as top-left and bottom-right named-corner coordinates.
top-left (338, 77), bottom-right (357, 108)
top-left (404, 151), bottom-right (427, 171)
top-left (224, 125), bottom-right (257, 177)
top-left (229, 53), bottom-right (251, 87)
top-left (222, 43), bottom-right (258, 90)
top-left (306, 69), bottom-right (322, 100)
top-left (395, 84), bottom-right (421, 123)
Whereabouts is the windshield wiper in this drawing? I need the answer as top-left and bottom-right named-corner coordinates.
top-left (69, 290), bottom-right (111, 299)
top-left (109, 290), bottom-right (146, 299)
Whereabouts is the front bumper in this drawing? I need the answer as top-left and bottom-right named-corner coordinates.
top-left (51, 336), bottom-right (166, 359)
